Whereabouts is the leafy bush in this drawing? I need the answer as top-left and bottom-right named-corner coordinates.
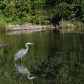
top-left (0, 15), bottom-right (7, 30)
top-left (73, 20), bottom-right (83, 25)
top-left (0, 0), bottom-right (84, 27)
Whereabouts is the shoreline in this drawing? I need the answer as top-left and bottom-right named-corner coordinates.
top-left (8, 23), bottom-right (55, 31)
top-left (0, 22), bottom-right (83, 35)
top-left (7, 22), bottom-right (84, 31)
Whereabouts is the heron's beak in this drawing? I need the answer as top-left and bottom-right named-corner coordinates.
top-left (27, 42), bottom-right (34, 45)
top-left (30, 43), bottom-right (34, 44)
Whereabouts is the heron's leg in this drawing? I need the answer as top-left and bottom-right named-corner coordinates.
top-left (21, 57), bottom-right (23, 67)
top-left (21, 56), bottom-right (22, 62)
top-left (21, 62), bottom-right (23, 67)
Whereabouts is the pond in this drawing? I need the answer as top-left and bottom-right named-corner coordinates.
top-left (0, 29), bottom-right (84, 84)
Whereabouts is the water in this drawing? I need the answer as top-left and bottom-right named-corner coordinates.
top-left (0, 30), bottom-right (84, 84)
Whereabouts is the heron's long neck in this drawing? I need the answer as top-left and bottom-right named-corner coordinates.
top-left (25, 44), bottom-right (29, 52)
top-left (28, 75), bottom-right (35, 79)
top-left (28, 74), bottom-right (30, 79)
top-left (27, 71), bottom-right (35, 79)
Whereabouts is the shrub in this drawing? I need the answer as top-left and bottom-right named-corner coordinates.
top-left (0, 15), bottom-right (7, 30)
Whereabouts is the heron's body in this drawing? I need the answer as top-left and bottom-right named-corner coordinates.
top-left (15, 63), bottom-right (36, 79)
top-left (14, 48), bottom-right (28, 61)
top-left (15, 63), bottom-right (29, 74)
top-left (14, 42), bottom-right (34, 61)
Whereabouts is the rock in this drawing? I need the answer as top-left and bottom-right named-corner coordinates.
top-left (0, 44), bottom-right (9, 49)
top-left (7, 23), bottom-right (52, 31)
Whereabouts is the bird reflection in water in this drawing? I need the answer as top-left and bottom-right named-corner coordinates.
top-left (15, 63), bottom-right (36, 80)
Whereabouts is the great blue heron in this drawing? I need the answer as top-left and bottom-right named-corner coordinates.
top-left (15, 63), bottom-right (36, 79)
top-left (14, 42), bottom-right (34, 61)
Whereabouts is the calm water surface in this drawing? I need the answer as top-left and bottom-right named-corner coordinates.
top-left (0, 30), bottom-right (84, 84)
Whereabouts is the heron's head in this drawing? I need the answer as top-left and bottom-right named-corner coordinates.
top-left (26, 42), bottom-right (34, 45)
top-left (28, 76), bottom-right (36, 80)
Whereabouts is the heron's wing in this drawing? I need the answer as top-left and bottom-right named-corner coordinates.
top-left (14, 48), bottom-right (26, 61)
top-left (15, 63), bottom-right (28, 74)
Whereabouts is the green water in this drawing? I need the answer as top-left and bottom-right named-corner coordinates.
top-left (0, 30), bottom-right (84, 84)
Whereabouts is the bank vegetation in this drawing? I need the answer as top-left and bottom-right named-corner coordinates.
top-left (0, 0), bottom-right (84, 31)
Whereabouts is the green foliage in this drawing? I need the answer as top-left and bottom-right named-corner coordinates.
top-left (0, 0), bottom-right (84, 26)
top-left (73, 20), bottom-right (83, 25)
top-left (0, 15), bottom-right (7, 30)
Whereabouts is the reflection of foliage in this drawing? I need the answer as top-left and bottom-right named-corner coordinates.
top-left (33, 57), bottom-right (84, 83)
top-left (35, 58), bottom-right (62, 77)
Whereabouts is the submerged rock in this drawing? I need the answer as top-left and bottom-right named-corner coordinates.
top-left (0, 44), bottom-right (9, 49)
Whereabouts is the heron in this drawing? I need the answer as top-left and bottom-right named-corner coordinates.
top-left (14, 42), bottom-right (34, 61)
top-left (15, 63), bottom-right (36, 79)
